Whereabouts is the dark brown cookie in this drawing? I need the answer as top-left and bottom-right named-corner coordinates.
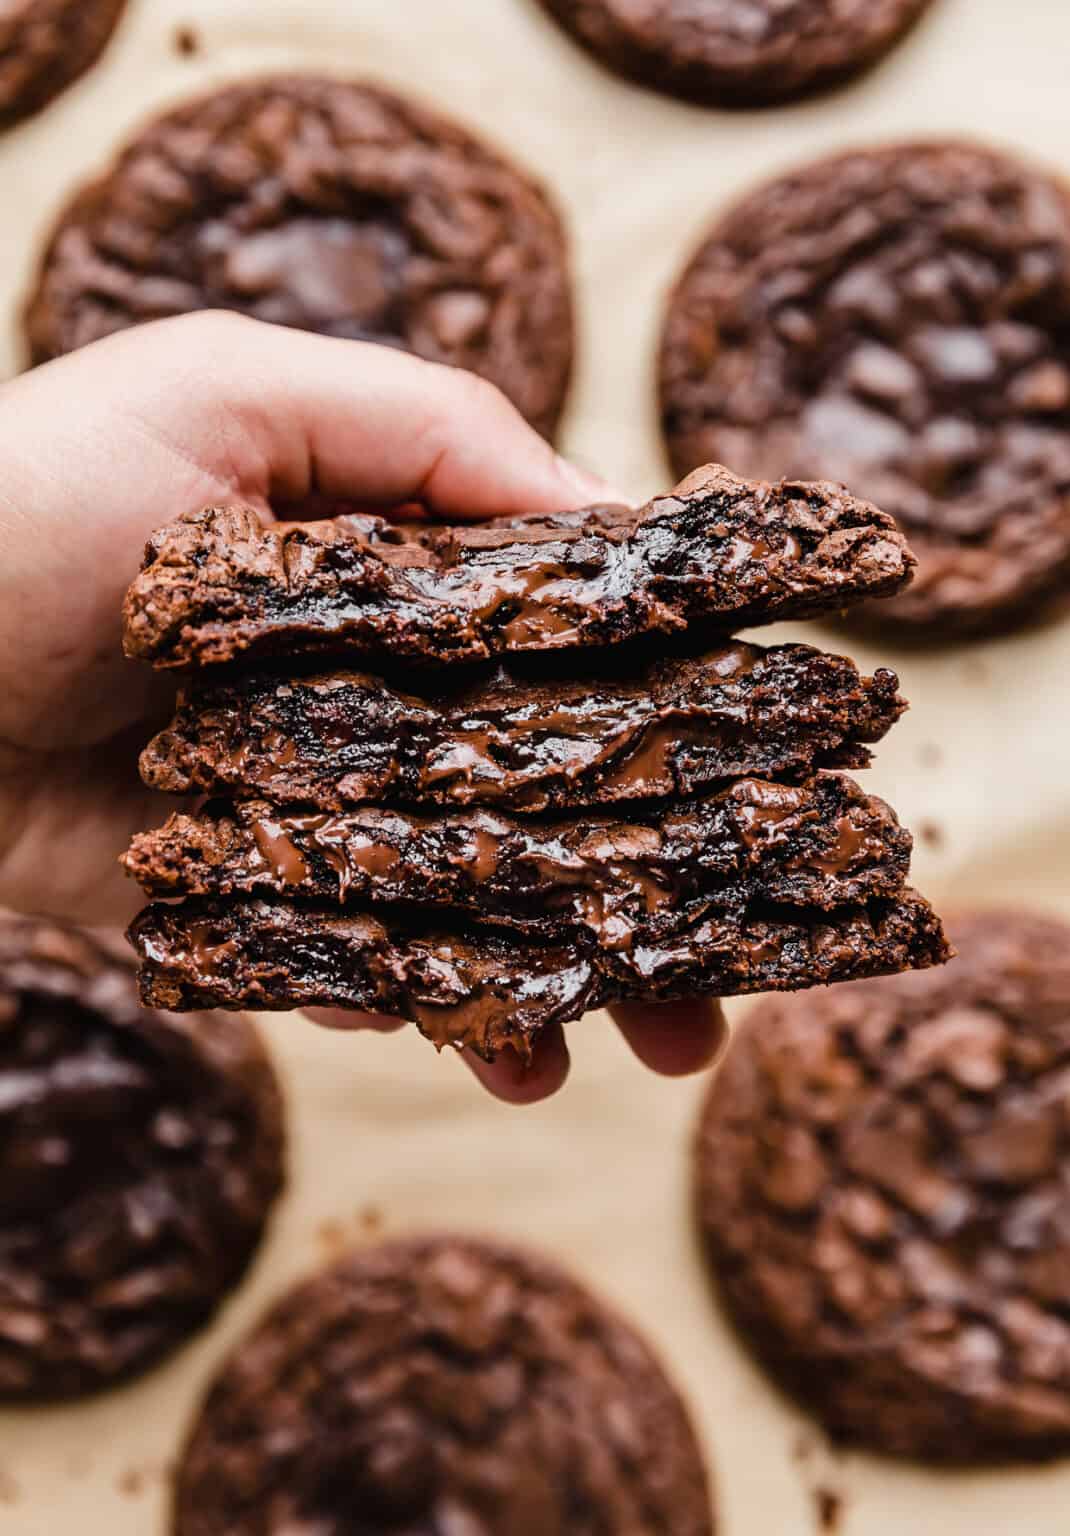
top-left (0, 0), bottom-right (127, 130)
top-left (137, 643), bottom-right (905, 813)
top-left (0, 913), bottom-right (284, 1400)
top-left (127, 891), bottom-right (950, 1058)
top-left (23, 75), bottom-right (573, 437)
top-left (537, 0), bottom-right (933, 107)
top-left (121, 467), bottom-right (914, 671)
top-left (173, 1234), bottom-right (714, 1535)
top-left (661, 143), bottom-right (1070, 638)
top-left (695, 910), bottom-right (1070, 1461)
top-left (123, 774), bottom-right (915, 934)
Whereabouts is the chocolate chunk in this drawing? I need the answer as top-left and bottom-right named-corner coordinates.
top-left (536, 0), bottom-right (933, 107)
top-left (123, 775), bottom-right (914, 947)
top-left (695, 910), bottom-right (1070, 1461)
top-left (0, 913), bottom-right (284, 1400)
top-left (127, 892), bottom-right (950, 1059)
top-left (139, 642), bottom-right (904, 812)
top-left (0, 0), bottom-right (127, 130)
top-left (172, 1235), bottom-right (715, 1536)
top-left (23, 75), bottom-right (573, 438)
top-left (661, 143), bottom-right (1070, 639)
top-left (121, 466), bottom-right (914, 670)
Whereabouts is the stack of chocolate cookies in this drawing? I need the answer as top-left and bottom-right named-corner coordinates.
top-left (122, 463), bottom-right (950, 1060)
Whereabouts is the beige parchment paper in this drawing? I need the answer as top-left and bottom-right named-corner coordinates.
top-left (2, 0), bottom-right (1070, 1530)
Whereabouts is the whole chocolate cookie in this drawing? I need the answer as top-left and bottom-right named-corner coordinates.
top-left (0, 0), bottom-right (127, 130)
top-left (173, 1234), bottom-right (714, 1535)
top-left (23, 76), bottom-right (573, 437)
top-left (0, 914), bottom-right (284, 1400)
top-left (696, 910), bottom-right (1070, 1460)
top-left (537, 0), bottom-right (933, 107)
top-left (661, 143), bottom-right (1070, 637)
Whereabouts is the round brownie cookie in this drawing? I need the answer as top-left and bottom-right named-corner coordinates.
top-left (0, 0), bottom-right (127, 131)
top-left (537, 0), bottom-right (933, 107)
top-left (661, 143), bottom-right (1070, 637)
top-left (173, 1234), bottom-right (715, 1534)
top-left (23, 76), bottom-right (574, 438)
top-left (696, 910), bottom-right (1070, 1460)
top-left (0, 913), bottom-right (284, 1400)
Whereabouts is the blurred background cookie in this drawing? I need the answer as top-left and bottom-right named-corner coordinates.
top-left (695, 910), bottom-right (1070, 1460)
top-left (660, 142), bottom-right (1070, 639)
top-left (0, 913), bottom-right (284, 1400)
top-left (23, 75), bottom-right (574, 438)
top-left (173, 1233), bottom-right (715, 1534)
top-left (536, 0), bottom-right (935, 107)
top-left (0, 0), bottom-right (127, 131)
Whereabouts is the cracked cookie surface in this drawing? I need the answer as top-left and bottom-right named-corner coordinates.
top-left (696, 910), bottom-right (1070, 1459)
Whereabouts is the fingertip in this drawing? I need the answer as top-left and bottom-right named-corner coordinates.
top-left (551, 452), bottom-right (631, 509)
top-left (462, 1022), bottom-right (571, 1104)
top-left (610, 999), bottom-right (727, 1078)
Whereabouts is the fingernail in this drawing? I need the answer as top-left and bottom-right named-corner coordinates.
top-left (553, 453), bottom-right (630, 507)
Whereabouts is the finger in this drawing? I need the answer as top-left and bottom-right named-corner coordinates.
top-left (304, 1008), bottom-right (407, 1034)
top-left (126, 312), bottom-right (623, 517)
top-left (461, 1022), bottom-right (571, 1104)
top-left (609, 999), bottom-right (727, 1077)
top-left (0, 729), bottom-right (171, 927)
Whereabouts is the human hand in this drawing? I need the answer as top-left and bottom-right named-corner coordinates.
top-left (0, 311), bottom-right (725, 1099)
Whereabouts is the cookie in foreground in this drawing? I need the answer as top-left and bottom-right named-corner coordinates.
top-left (536, 0), bottom-right (933, 107)
top-left (121, 465), bottom-right (914, 670)
top-left (695, 910), bottom-right (1070, 1460)
top-left (0, 913), bottom-right (284, 1399)
top-left (661, 142), bottom-right (1070, 639)
top-left (124, 774), bottom-right (915, 931)
top-left (139, 642), bottom-right (905, 812)
top-left (172, 1233), bottom-right (714, 1535)
top-left (23, 74), bottom-right (573, 438)
top-left (128, 892), bottom-right (951, 1059)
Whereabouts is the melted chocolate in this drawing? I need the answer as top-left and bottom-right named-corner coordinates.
top-left (123, 774), bottom-right (914, 950)
top-left (122, 465), bottom-right (913, 670)
top-left (139, 642), bottom-right (904, 813)
top-left (127, 892), bottom-right (951, 1060)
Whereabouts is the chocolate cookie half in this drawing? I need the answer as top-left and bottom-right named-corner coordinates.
top-left (173, 1235), bottom-right (714, 1535)
top-left (23, 75), bottom-right (573, 437)
top-left (661, 143), bottom-right (1070, 638)
top-left (121, 466), bottom-right (914, 670)
top-left (696, 910), bottom-right (1070, 1460)
top-left (123, 775), bottom-right (914, 939)
top-left (0, 914), bottom-right (284, 1400)
top-left (128, 891), bottom-right (950, 1058)
top-left (537, 0), bottom-right (933, 107)
top-left (0, 0), bottom-right (127, 130)
top-left (138, 642), bottom-right (904, 813)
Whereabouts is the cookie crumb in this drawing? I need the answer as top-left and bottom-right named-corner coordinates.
top-left (317, 1218), bottom-right (347, 1256)
top-left (815, 1487), bottom-right (843, 1531)
top-left (792, 1430), bottom-right (816, 1464)
top-left (919, 819), bottom-right (944, 849)
top-left (117, 1466), bottom-right (145, 1498)
top-left (359, 1203), bottom-right (384, 1235)
top-left (173, 25), bottom-right (200, 57)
